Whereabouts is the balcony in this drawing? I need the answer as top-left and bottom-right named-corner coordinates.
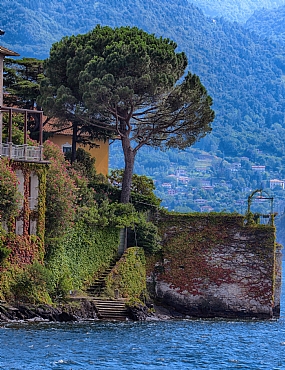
top-left (1, 143), bottom-right (44, 162)
top-left (0, 106), bottom-right (48, 163)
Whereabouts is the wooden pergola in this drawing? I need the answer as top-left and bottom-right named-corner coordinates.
top-left (0, 105), bottom-right (44, 161)
top-left (0, 45), bottom-right (19, 146)
top-left (0, 45), bottom-right (45, 162)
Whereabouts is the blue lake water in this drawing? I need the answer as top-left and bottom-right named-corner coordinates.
top-left (1, 267), bottom-right (285, 369)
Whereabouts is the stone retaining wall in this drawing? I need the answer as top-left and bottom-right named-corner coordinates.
top-left (149, 214), bottom-right (282, 319)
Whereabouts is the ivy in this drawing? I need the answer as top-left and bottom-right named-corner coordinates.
top-left (151, 211), bottom-right (276, 297)
top-left (105, 247), bottom-right (146, 300)
top-left (0, 158), bottom-right (22, 221)
top-left (45, 222), bottom-right (120, 298)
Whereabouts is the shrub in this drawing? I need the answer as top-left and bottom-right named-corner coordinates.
top-left (127, 214), bottom-right (161, 255)
top-left (105, 247), bottom-right (146, 299)
top-left (43, 141), bottom-right (77, 238)
top-left (0, 158), bottom-right (22, 220)
top-left (0, 246), bottom-right (11, 264)
top-left (11, 261), bottom-right (52, 304)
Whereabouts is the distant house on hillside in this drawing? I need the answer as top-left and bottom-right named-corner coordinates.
top-left (270, 179), bottom-right (285, 190)
top-left (43, 120), bottom-right (109, 176)
top-left (252, 165), bottom-right (266, 172)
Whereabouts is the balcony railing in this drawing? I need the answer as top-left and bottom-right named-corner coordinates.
top-left (0, 143), bottom-right (44, 162)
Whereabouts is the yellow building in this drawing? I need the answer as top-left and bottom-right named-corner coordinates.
top-left (44, 121), bottom-right (109, 176)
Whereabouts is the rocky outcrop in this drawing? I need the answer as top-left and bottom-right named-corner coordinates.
top-left (0, 299), bottom-right (98, 322)
top-left (128, 301), bottom-right (185, 321)
top-left (0, 299), bottom-right (188, 322)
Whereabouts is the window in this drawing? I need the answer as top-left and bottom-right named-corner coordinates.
top-left (62, 143), bottom-right (72, 153)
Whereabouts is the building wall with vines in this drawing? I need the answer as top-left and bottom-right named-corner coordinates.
top-left (1, 160), bottom-right (47, 268)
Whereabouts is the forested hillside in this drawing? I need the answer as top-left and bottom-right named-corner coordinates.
top-left (1, 0), bottom-right (285, 159)
top-left (190, 0), bottom-right (285, 23)
top-left (1, 0), bottom-right (285, 242)
top-left (1, 0), bottom-right (285, 56)
top-left (246, 5), bottom-right (285, 46)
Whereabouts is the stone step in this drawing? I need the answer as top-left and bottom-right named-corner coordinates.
top-left (94, 301), bottom-right (126, 306)
top-left (94, 304), bottom-right (127, 310)
top-left (93, 299), bottom-right (130, 320)
top-left (94, 299), bottom-right (125, 304)
top-left (86, 257), bottom-right (120, 297)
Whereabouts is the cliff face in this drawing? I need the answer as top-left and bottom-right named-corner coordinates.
top-left (148, 214), bottom-right (282, 319)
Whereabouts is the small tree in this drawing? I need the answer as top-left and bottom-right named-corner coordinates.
top-left (43, 141), bottom-right (77, 239)
top-left (4, 57), bottom-right (44, 109)
top-left (4, 57), bottom-right (45, 140)
top-left (40, 25), bottom-right (214, 203)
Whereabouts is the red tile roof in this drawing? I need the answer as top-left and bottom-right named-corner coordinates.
top-left (43, 118), bottom-right (73, 136)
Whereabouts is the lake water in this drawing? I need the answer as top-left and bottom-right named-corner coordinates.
top-left (1, 268), bottom-right (285, 369)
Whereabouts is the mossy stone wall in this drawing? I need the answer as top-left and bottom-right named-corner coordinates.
top-left (149, 213), bottom-right (281, 319)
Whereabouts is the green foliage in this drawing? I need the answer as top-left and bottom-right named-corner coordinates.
top-left (45, 223), bottom-right (120, 296)
top-left (191, 0), bottom-right (285, 23)
top-left (0, 158), bottom-right (22, 221)
top-left (0, 268), bottom-right (16, 301)
top-left (128, 214), bottom-right (162, 255)
top-left (68, 148), bottom-right (97, 181)
top-left (105, 247), bottom-right (146, 300)
top-left (11, 261), bottom-right (52, 304)
top-left (0, 245), bottom-right (11, 265)
top-left (91, 182), bottom-right (121, 204)
top-left (246, 6), bottom-right (285, 47)
top-left (40, 24), bottom-right (213, 203)
top-left (43, 140), bottom-right (77, 238)
top-left (108, 170), bottom-right (161, 210)
top-left (4, 57), bottom-right (44, 110)
top-left (109, 170), bottom-right (155, 196)
top-left (75, 200), bottom-right (137, 229)
top-left (2, 114), bottom-right (25, 145)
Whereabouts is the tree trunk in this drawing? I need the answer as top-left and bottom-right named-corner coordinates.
top-left (71, 122), bottom-right (77, 164)
top-left (120, 134), bottom-right (135, 204)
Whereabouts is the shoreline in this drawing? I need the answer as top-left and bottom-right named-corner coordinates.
top-left (0, 299), bottom-right (275, 324)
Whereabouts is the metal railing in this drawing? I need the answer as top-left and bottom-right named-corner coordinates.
top-left (1, 143), bottom-right (43, 161)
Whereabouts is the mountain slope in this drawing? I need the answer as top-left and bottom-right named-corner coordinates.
top-left (2, 0), bottom-right (285, 243)
top-left (1, 0), bottom-right (285, 170)
top-left (246, 5), bottom-right (285, 46)
top-left (189, 0), bottom-right (285, 23)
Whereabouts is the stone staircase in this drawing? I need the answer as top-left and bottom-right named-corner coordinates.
top-left (86, 258), bottom-right (119, 297)
top-left (85, 256), bottom-right (131, 321)
top-left (93, 299), bottom-right (130, 321)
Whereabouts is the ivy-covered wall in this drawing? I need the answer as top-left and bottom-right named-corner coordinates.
top-left (45, 223), bottom-right (120, 295)
top-left (106, 247), bottom-right (146, 300)
top-left (11, 162), bottom-right (47, 237)
top-left (149, 213), bottom-right (281, 319)
top-left (1, 161), bottom-right (47, 269)
top-left (0, 160), bottom-right (48, 302)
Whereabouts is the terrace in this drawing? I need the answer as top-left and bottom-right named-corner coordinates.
top-left (0, 106), bottom-right (45, 163)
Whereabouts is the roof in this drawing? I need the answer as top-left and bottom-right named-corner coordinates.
top-left (0, 45), bottom-right (20, 57)
top-left (43, 118), bottom-right (73, 136)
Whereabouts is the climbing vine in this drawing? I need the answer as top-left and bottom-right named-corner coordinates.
top-left (45, 222), bottom-right (120, 298)
top-left (0, 158), bottom-right (22, 221)
top-left (151, 212), bottom-right (276, 298)
top-left (106, 247), bottom-right (146, 300)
